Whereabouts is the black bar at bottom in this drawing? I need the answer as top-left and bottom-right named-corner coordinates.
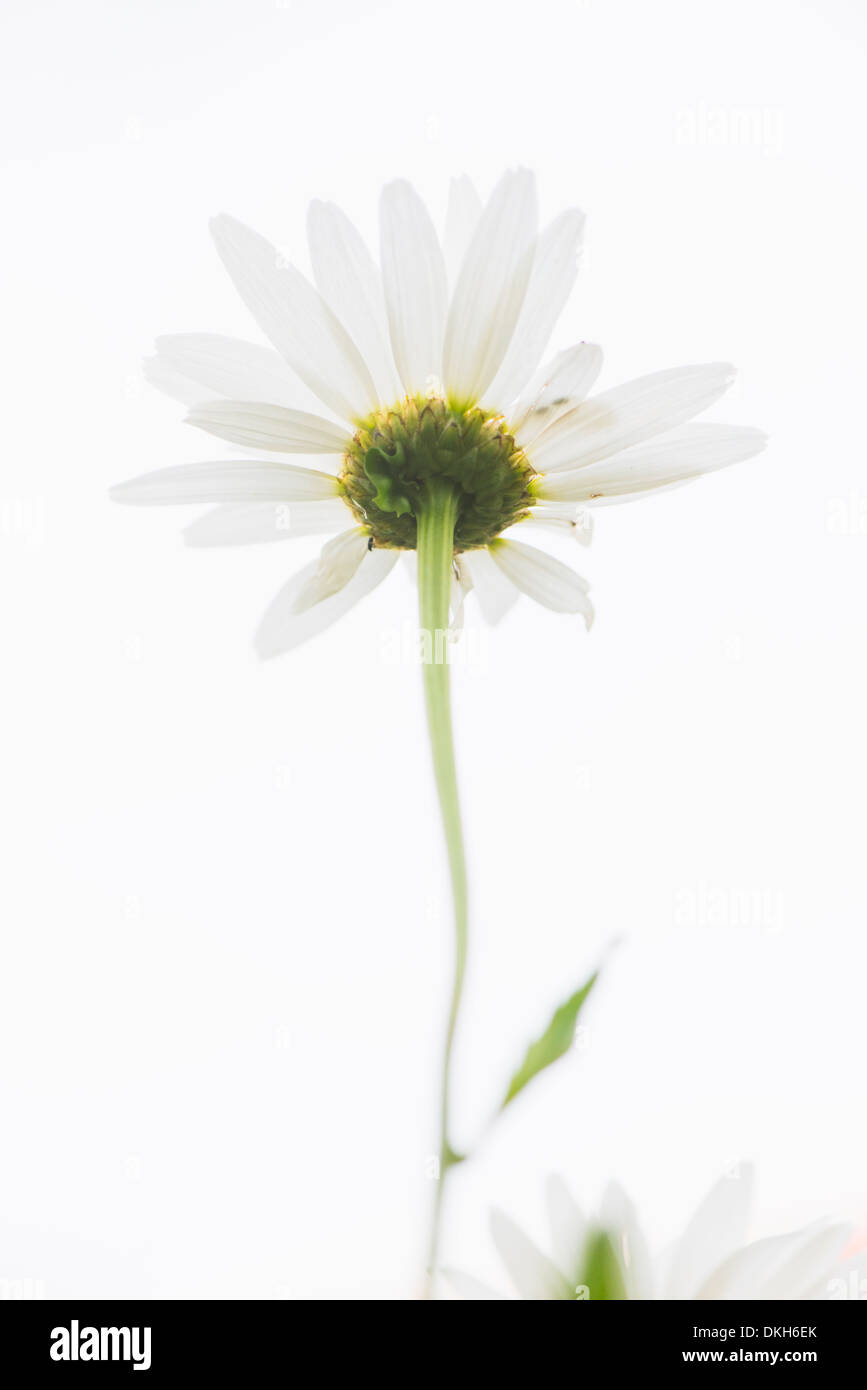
top-left (0, 1298), bottom-right (862, 1375)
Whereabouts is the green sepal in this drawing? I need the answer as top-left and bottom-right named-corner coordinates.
top-left (362, 446), bottom-right (413, 517)
top-left (577, 1230), bottom-right (628, 1300)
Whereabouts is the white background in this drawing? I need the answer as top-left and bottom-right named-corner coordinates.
top-left (2, 0), bottom-right (866, 1298)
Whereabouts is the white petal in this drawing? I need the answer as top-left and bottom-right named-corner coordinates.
top-left (461, 549), bottom-right (520, 624)
top-left (532, 363), bottom-right (737, 474)
top-left (291, 528), bottom-right (370, 613)
top-left (757, 1223), bottom-right (852, 1300)
top-left (583, 481), bottom-right (689, 508)
top-left (442, 1269), bottom-right (507, 1301)
top-left (486, 208), bottom-right (585, 408)
top-left (698, 1223), bottom-right (851, 1301)
top-left (210, 214), bottom-right (377, 422)
top-left (513, 343), bottom-right (604, 445)
top-left (183, 499), bottom-right (348, 547)
top-left (545, 1175), bottom-right (586, 1279)
top-left (488, 539), bottom-right (593, 623)
top-left (307, 199), bottom-right (400, 405)
top-left (110, 460), bottom-right (340, 506)
top-left (812, 1254), bottom-right (863, 1301)
top-left (450, 558), bottom-right (474, 634)
top-left (186, 401), bottom-right (349, 454)
top-left (400, 550), bottom-right (418, 585)
top-left (143, 356), bottom-right (219, 407)
top-left (696, 1231), bottom-right (816, 1301)
top-left (490, 1210), bottom-right (574, 1301)
top-left (379, 180), bottom-right (448, 395)
top-left (599, 1181), bottom-right (654, 1301)
top-left (443, 169), bottom-right (538, 406)
top-left (519, 506), bottom-right (594, 546)
top-left (255, 546), bottom-right (398, 658)
top-left (536, 423), bottom-right (767, 501)
top-left (442, 175), bottom-right (483, 288)
top-left (144, 333), bottom-right (301, 407)
top-left (664, 1167), bottom-right (754, 1300)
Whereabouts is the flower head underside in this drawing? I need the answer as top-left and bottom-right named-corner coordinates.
top-left (341, 396), bottom-right (534, 550)
top-left (112, 169), bottom-right (767, 656)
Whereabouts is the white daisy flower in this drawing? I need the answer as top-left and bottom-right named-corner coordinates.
top-left (447, 1167), bottom-right (853, 1301)
top-left (112, 169), bottom-right (766, 655)
top-left (112, 172), bottom-right (768, 1293)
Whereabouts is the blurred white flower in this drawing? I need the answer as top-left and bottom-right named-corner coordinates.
top-left (447, 1166), bottom-right (852, 1300)
top-left (112, 171), bottom-right (766, 655)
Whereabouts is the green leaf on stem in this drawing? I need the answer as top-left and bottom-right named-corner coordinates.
top-left (501, 972), bottom-right (598, 1109)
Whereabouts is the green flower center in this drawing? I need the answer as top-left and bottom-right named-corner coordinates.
top-left (339, 396), bottom-right (535, 550)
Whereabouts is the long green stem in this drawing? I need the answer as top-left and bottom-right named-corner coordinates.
top-left (416, 480), bottom-right (467, 1298)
